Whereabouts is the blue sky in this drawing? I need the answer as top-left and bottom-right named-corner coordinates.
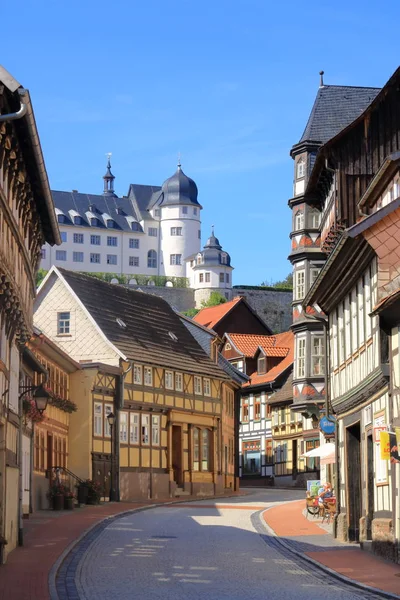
top-left (2, 1), bottom-right (399, 285)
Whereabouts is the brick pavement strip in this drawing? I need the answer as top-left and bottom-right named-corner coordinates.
top-left (263, 499), bottom-right (400, 600)
top-left (0, 492), bottom-right (245, 600)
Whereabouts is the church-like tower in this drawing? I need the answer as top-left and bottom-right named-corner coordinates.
top-left (289, 72), bottom-right (380, 421)
top-left (158, 161), bottom-right (202, 278)
top-left (187, 228), bottom-right (233, 308)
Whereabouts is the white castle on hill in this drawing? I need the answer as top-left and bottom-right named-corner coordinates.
top-left (40, 157), bottom-right (233, 306)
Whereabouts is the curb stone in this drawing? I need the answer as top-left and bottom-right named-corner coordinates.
top-left (49, 492), bottom-right (247, 600)
top-left (260, 507), bottom-right (400, 600)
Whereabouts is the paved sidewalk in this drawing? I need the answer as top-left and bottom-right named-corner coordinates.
top-left (264, 499), bottom-right (400, 597)
top-left (0, 492), bottom-right (244, 600)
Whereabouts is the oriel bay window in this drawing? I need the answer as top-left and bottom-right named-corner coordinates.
top-left (192, 427), bottom-right (212, 472)
top-left (311, 336), bottom-right (324, 376)
top-left (296, 337), bottom-right (306, 378)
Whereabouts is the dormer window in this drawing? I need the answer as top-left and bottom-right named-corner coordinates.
top-left (294, 210), bottom-right (304, 231)
top-left (258, 356), bottom-right (266, 374)
top-left (131, 222), bottom-right (141, 231)
top-left (74, 216), bottom-right (83, 225)
top-left (297, 158), bottom-right (305, 179)
top-left (106, 219), bottom-right (115, 228)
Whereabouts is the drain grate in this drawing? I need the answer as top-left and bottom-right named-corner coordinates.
top-left (151, 535), bottom-right (177, 539)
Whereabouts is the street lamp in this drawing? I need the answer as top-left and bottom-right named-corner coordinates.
top-left (107, 412), bottom-right (116, 501)
top-left (19, 382), bottom-right (51, 414)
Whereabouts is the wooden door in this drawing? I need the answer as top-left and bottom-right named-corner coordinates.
top-left (92, 455), bottom-right (111, 499)
top-left (172, 426), bottom-right (182, 485)
top-left (346, 423), bottom-right (361, 542)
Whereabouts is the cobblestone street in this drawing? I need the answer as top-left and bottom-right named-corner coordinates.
top-left (60, 490), bottom-right (386, 600)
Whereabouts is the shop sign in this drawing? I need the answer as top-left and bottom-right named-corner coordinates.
top-left (243, 440), bottom-right (260, 452)
top-left (379, 431), bottom-right (391, 460)
top-left (319, 416), bottom-right (336, 435)
top-left (379, 430), bottom-right (400, 463)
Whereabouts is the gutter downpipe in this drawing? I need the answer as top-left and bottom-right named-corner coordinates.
top-left (0, 101), bottom-right (27, 122)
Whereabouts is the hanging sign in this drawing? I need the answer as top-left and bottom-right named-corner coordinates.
top-left (319, 415), bottom-right (337, 435)
top-left (390, 430), bottom-right (400, 464)
top-left (380, 431), bottom-right (391, 460)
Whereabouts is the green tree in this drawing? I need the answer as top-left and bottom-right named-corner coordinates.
top-left (260, 273), bottom-right (293, 289)
top-left (182, 291), bottom-right (227, 319)
top-left (36, 268), bottom-right (48, 288)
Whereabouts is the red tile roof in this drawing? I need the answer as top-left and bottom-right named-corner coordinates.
top-left (228, 333), bottom-right (275, 357)
top-left (193, 297), bottom-right (243, 329)
top-left (243, 331), bottom-right (294, 388)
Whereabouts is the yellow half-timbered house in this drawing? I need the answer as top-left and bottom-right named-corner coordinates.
top-left (35, 267), bottom-right (233, 500)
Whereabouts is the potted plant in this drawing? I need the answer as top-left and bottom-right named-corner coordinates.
top-left (86, 479), bottom-right (102, 505)
top-left (48, 482), bottom-right (65, 510)
top-left (63, 489), bottom-right (75, 510)
top-left (77, 481), bottom-right (89, 505)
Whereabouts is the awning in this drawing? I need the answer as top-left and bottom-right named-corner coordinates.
top-left (302, 442), bottom-right (335, 461)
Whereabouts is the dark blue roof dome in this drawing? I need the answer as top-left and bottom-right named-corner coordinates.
top-left (204, 232), bottom-right (222, 250)
top-left (160, 162), bottom-right (200, 207)
top-left (200, 227), bottom-right (232, 267)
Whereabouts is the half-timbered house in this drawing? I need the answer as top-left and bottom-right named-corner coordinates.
top-left (300, 66), bottom-right (400, 560)
top-left (34, 267), bottom-right (236, 500)
top-left (0, 66), bottom-right (60, 560)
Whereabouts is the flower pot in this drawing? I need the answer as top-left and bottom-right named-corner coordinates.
top-left (64, 496), bottom-right (74, 510)
top-left (77, 483), bottom-right (89, 505)
top-left (52, 494), bottom-right (64, 511)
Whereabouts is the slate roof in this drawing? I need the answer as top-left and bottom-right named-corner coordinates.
top-left (56, 268), bottom-right (228, 379)
top-left (52, 190), bottom-right (145, 232)
top-left (243, 331), bottom-right (294, 388)
top-left (268, 371), bottom-right (293, 405)
top-left (127, 184), bottom-right (162, 220)
top-left (299, 85), bottom-right (380, 145)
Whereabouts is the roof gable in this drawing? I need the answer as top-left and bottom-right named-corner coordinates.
top-left (53, 269), bottom-right (228, 379)
top-left (194, 296), bottom-right (272, 334)
top-left (244, 331), bottom-right (294, 388)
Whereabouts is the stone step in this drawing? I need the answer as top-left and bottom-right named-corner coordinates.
top-left (174, 487), bottom-right (191, 497)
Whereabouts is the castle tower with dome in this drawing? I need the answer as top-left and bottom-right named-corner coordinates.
top-left (40, 158), bottom-right (230, 291)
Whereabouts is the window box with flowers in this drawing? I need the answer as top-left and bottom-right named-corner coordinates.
top-left (85, 479), bottom-right (102, 504)
top-left (22, 397), bottom-right (45, 424)
top-left (64, 490), bottom-right (75, 510)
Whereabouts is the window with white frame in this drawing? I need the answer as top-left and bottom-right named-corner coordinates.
top-left (129, 256), bottom-right (139, 267)
top-left (147, 250), bottom-right (157, 268)
top-left (351, 289), bottom-right (358, 353)
top-left (219, 273), bottom-right (224, 283)
top-left (193, 207), bottom-right (197, 216)
top-left (194, 376), bottom-right (202, 395)
top-left (104, 404), bottom-right (113, 437)
top-left (182, 206), bottom-right (188, 215)
top-left (199, 273), bottom-right (204, 283)
top-left (120, 412), bottom-right (128, 443)
top-left (193, 428), bottom-right (200, 470)
top-left (374, 414), bottom-right (388, 484)
top-left (41, 248), bottom-right (46, 259)
top-left (203, 378), bottom-right (211, 396)
top-left (309, 208), bottom-right (321, 229)
top-left (170, 227), bottom-right (182, 236)
top-left (258, 356), bottom-right (266, 374)
top-left (152, 415), bottom-right (160, 445)
top-left (134, 364), bottom-right (142, 384)
top-left (73, 252), bottom-right (84, 262)
top-left (296, 337), bottom-right (306, 378)
top-left (148, 227), bottom-right (158, 237)
top-left (107, 236), bottom-right (118, 247)
top-left (154, 208), bottom-right (160, 217)
top-left (175, 372), bottom-right (183, 392)
top-left (130, 413), bottom-right (139, 444)
top-left (94, 402), bottom-right (103, 436)
top-left (90, 253), bottom-right (101, 264)
top-left (226, 273), bottom-right (230, 283)
top-left (297, 158), bottom-right (305, 179)
top-left (310, 267), bottom-right (320, 287)
top-left (344, 297), bottom-right (351, 359)
top-left (294, 210), bottom-right (304, 230)
top-left (295, 270), bottom-right (305, 300)
top-left (331, 311), bottom-right (338, 371)
top-left (358, 280), bottom-right (365, 346)
top-left (107, 254), bottom-right (117, 265)
top-left (338, 304), bottom-right (345, 364)
top-left (129, 238), bottom-right (139, 249)
top-left (73, 233), bottom-right (84, 244)
top-left (365, 268), bottom-right (372, 340)
top-left (91, 235), bottom-right (101, 245)
top-left (205, 272), bottom-right (210, 283)
top-left (311, 336), bottom-right (324, 375)
top-left (144, 367), bottom-right (153, 386)
top-left (56, 250), bottom-right (67, 261)
top-left (61, 232), bottom-right (67, 242)
top-left (57, 312), bottom-right (70, 335)
top-left (141, 414), bottom-right (150, 444)
top-left (165, 370), bottom-right (174, 390)
top-left (170, 254), bottom-right (182, 265)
